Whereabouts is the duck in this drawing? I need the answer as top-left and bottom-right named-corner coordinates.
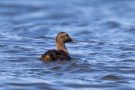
top-left (40, 32), bottom-right (72, 62)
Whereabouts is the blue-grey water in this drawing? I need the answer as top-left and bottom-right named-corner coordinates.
top-left (0, 0), bottom-right (135, 90)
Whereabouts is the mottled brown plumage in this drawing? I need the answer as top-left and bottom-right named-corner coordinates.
top-left (40, 32), bottom-right (72, 62)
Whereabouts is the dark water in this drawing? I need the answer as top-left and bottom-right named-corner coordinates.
top-left (0, 0), bottom-right (135, 90)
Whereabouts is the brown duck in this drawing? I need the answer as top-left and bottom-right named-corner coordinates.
top-left (40, 32), bottom-right (72, 62)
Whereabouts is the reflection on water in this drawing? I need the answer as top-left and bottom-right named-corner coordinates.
top-left (0, 0), bottom-right (135, 90)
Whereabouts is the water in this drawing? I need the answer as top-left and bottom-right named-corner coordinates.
top-left (0, 0), bottom-right (135, 90)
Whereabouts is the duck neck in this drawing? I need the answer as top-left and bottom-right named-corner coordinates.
top-left (56, 41), bottom-right (68, 53)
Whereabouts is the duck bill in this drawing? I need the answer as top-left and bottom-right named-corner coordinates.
top-left (68, 37), bottom-right (72, 42)
top-left (67, 37), bottom-right (76, 43)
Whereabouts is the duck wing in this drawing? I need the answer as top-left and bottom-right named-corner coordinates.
top-left (40, 49), bottom-right (57, 61)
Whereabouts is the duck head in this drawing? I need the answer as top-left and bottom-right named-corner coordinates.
top-left (56, 32), bottom-right (72, 43)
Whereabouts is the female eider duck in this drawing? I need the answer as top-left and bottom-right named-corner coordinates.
top-left (40, 32), bottom-right (72, 62)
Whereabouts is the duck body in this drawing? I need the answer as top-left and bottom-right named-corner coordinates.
top-left (41, 49), bottom-right (71, 62)
top-left (40, 32), bottom-right (72, 62)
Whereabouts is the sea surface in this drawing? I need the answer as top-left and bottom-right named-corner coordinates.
top-left (0, 0), bottom-right (135, 90)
